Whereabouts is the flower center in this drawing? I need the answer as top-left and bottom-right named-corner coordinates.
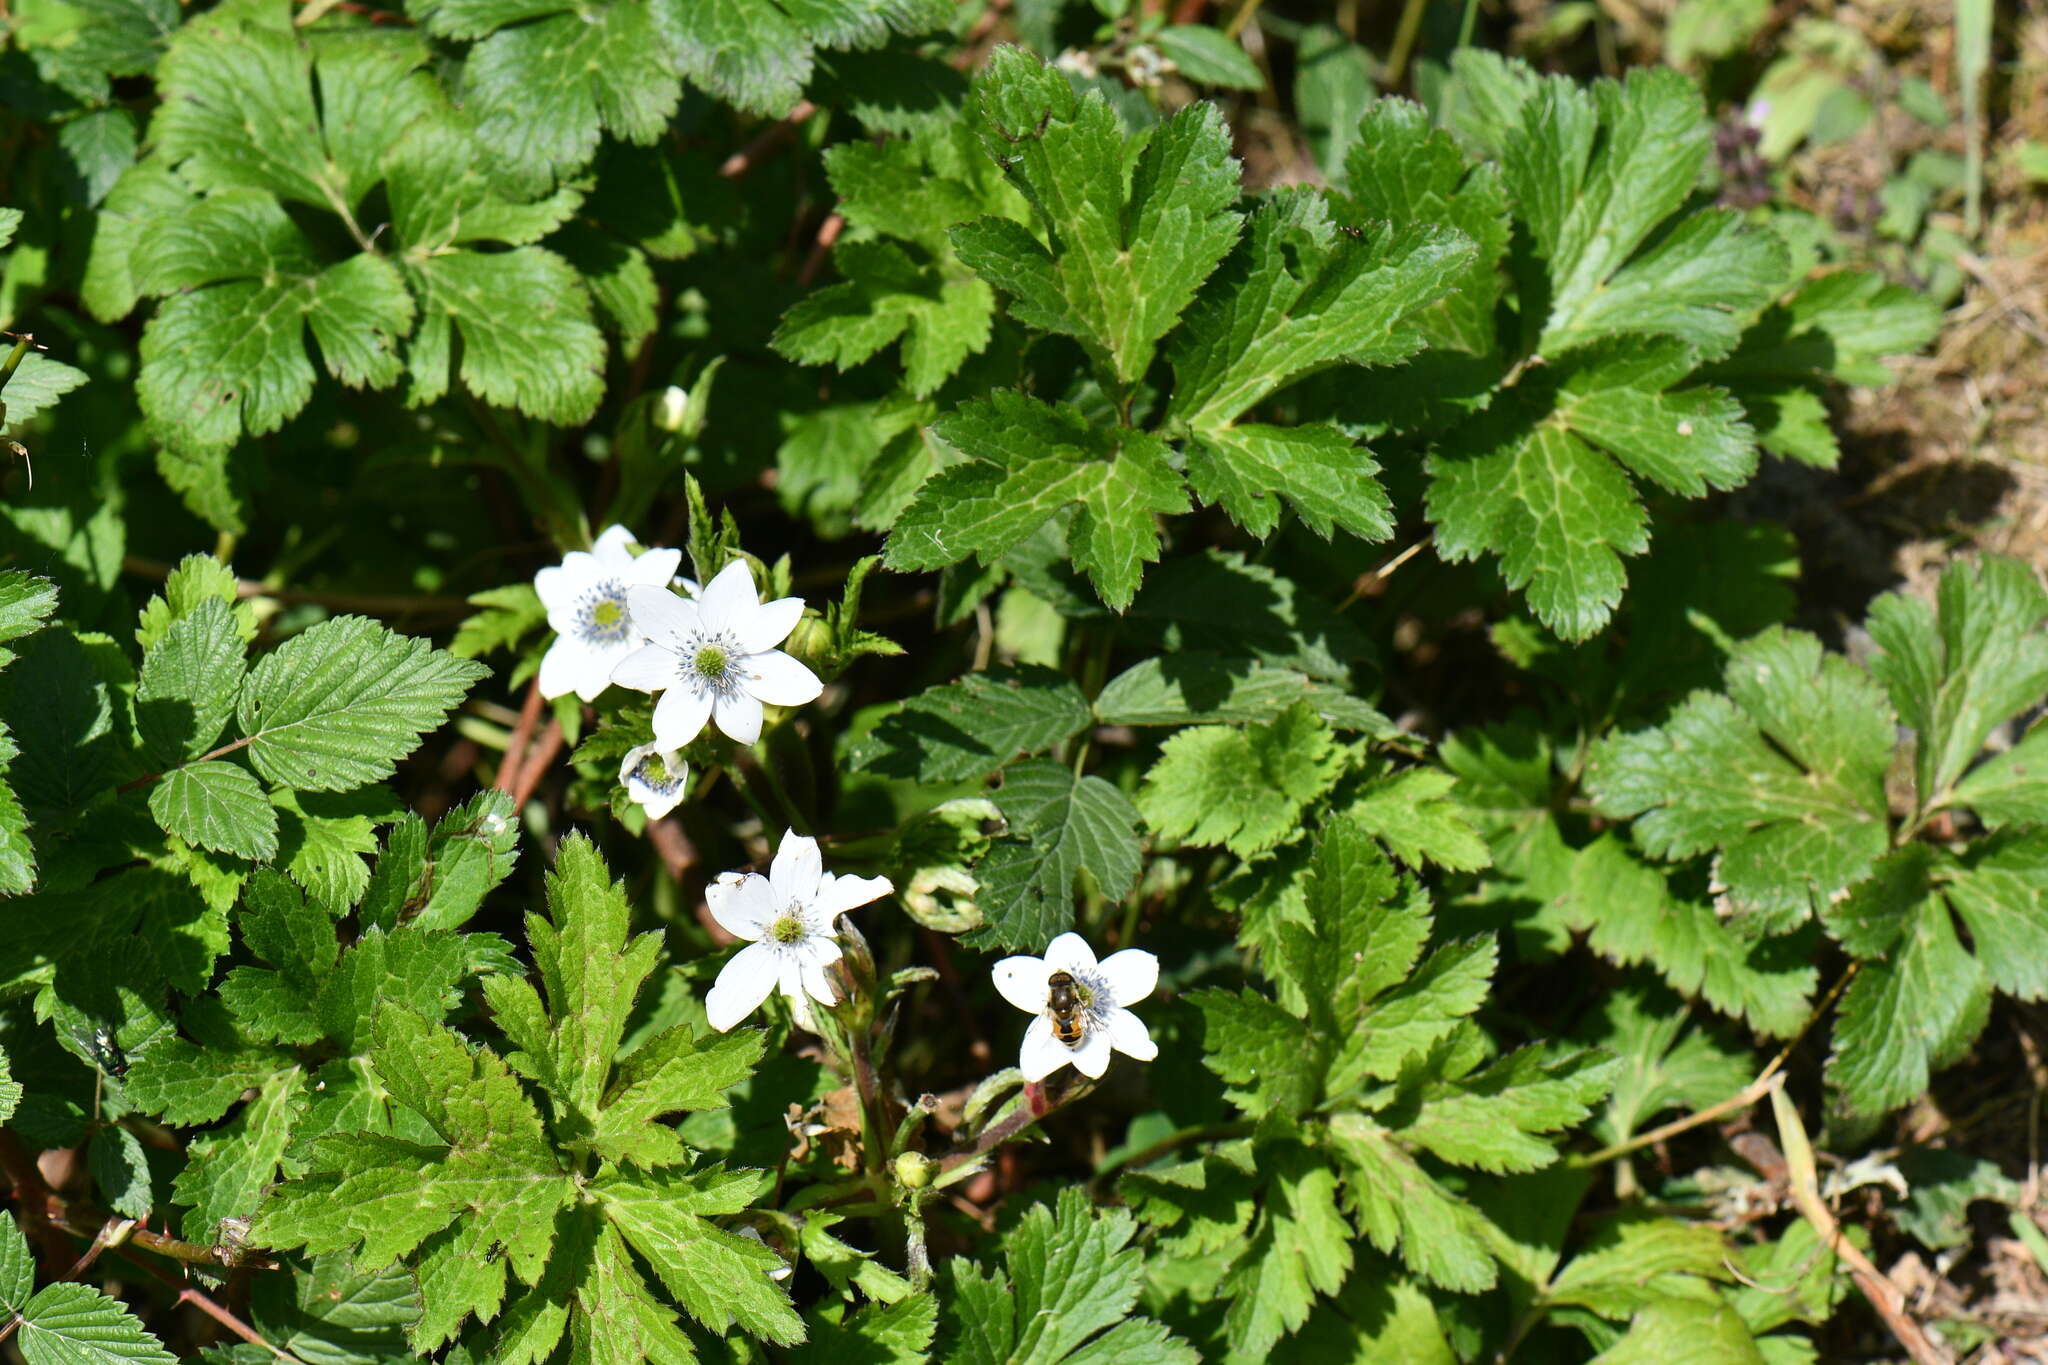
top-left (573, 579), bottom-right (633, 645)
top-left (631, 753), bottom-right (682, 794)
top-left (695, 644), bottom-right (730, 680)
top-left (768, 913), bottom-right (807, 945)
top-left (679, 629), bottom-right (746, 698)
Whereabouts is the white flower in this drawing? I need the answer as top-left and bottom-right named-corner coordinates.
top-left (612, 560), bottom-right (822, 748)
top-left (703, 829), bottom-right (894, 1032)
top-left (654, 384), bottom-right (689, 432)
top-left (1126, 43), bottom-right (1172, 88)
top-left (619, 742), bottom-right (689, 819)
top-left (993, 932), bottom-right (1158, 1083)
top-left (534, 525), bottom-right (684, 702)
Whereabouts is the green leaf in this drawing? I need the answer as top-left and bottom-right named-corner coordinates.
top-left (1585, 1298), bottom-right (1765, 1365)
top-left (1586, 989), bottom-right (1753, 1145)
top-left (236, 615), bottom-right (486, 794)
top-left (1587, 627), bottom-right (1894, 927)
top-left (0, 352), bottom-right (90, 432)
top-left (951, 47), bottom-right (1241, 386)
top-left (790, 1295), bottom-right (937, 1365)
top-left (1169, 193), bottom-right (1474, 432)
top-left (1505, 66), bottom-right (1787, 354)
top-left (250, 1252), bottom-right (423, 1365)
top-left (14, 1283), bottom-right (178, 1365)
top-left (87, 1123), bottom-right (153, 1221)
top-left (150, 761), bottom-right (278, 862)
top-left (273, 787), bottom-right (399, 910)
top-left (847, 665), bottom-right (1091, 783)
top-left (1153, 25), bottom-right (1262, 89)
top-left (0, 573), bottom-right (58, 896)
top-left (1864, 555), bottom-right (2048, 807)
top-left (1823, 847), bottom-right (1991, 1115)
top-left (1399, 1045), bottom-right (1618, 1173)
top-left (450, 583), bottom-right (545, 661)
top-left (1340, 765), bottom-right (1491, 873)
top-left (358, 790), bottom-right (521, 934)
top-left (400, 247), bottom-right (606, 426)
top-left (968, 758), bottom-right (1142, 951)
top-left (0, 1200), bottom-right (30, 1312)
top-left (1952, 723), bottom-right (2048, 830)
top-left (313, 926), bottom-right (471, 1052)
top-left (1341, 98), bottom-right (1510, 354)
top-left (135, 554), bottom-right (256, 653)
top-left (173, 1066), bottom-right (302, 1238)
top-left (1326, 1115), bottom-right (1497, 1293)
top-left (583, 1024), bottom-right (765, 1168)
top-left (1139, 703), bottom-right (1343, 857)
top-left (132, 189), bottom-right (415, 455)
top-left (887, 391), bottom-right (1189, 611)
top-left (136, 597), bottom-right (246, 765)
top-left (666, 0), bottom-right (947, 116)
top-left (774, 239), bottom-right (998, 399)
top-left (1094, 655), bottom-right (1392, 735)
top-left (939, 1187), bottom-right (1197, 1365)
top-left (1218, 1145), bottom-right (1351, 1363)
top-left (593, 1166), bottom-right (803, 1344)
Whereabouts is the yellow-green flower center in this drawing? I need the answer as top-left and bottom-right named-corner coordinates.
top-left (695, 645), bottom-right (730, 679)
top-left (591, 599), bottom-right (623, 629)
top-left (769, 913), bottom-right (806, 945)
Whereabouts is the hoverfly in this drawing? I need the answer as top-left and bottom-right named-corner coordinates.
top-left (1046, 969), bottom-right (1086, 1047)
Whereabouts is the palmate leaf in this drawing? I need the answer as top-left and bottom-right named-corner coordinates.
top-left (773, 239), bottom-right (997, 399)
top-left (950, 46), bottom-right (1241, 387)
top-left (1138, 702), bottom-right (1343, 858)
top-left (1428, 343), bottom-right (1761, 641)
top-left (886, 391), bottom-right (1188, 612)
top-left (1864, 555), bottom-right (2048, 813)
top-left (1166, 192), bottom-right (1473, 541)
top-left (1822, 835), bottom-right (2048, 1115)
top-left (1586, 627), bottom-right (1894, 928)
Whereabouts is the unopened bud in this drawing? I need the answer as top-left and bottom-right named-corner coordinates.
top-left (654, 384), bottom-right (689, 432)
top-left (893, 1150), bottom-right (933, 1189)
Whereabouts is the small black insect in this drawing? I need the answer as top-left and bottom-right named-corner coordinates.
top-left (1046, 970), bottom-right (1086, 1047)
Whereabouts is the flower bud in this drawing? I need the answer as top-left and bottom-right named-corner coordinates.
top-left (893, 1150), bottom-right (933, 1189)
top-left (653, 384), bottom-right (689, 432)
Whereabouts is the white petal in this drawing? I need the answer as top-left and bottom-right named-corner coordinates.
top-left (637, 782), bottom-right (686, 820)
top-left (537, 635), bottom-right (588, 700)
top-left (1103, 1007), bottom-right (1157, 1062)
top-left (591, 524), bottom-right (637, 567)
top-left (625, 584), bottom-right (700, 648)
top-left (1070, 1027), bottom-right (1114, 1078)
top-left (706, 873), bottom-right (775, 940)
top-left (1018, 1014), bottom-right (1073, 1083)
top-left (652, 685), bottom-right (714, 749)
top-left (1097, 949), bottom-right (1159, 1008)
top-left (567, 638), bottom-right (627, 702)
top-left (814, 872), bottom-right (892, 918)
top-left (712, 689), bottom-right (764, 746)
top-left (705, 942), bottom-right (780, 1031)
top-left (677, 577), bottom-right (701, 597)
top-left (618, 741), bottom-right (659, 786)
top-left (770, 832), bottom-right (823, 906)
top-left (736, 597), bottom-right (804, 654)
top-left (992, 955), bottom-right (1053, 1015)
top-left (741, 650), bottom-right (823, 708)
top-left (798, 937), bottom-right (843, 1005)
top-left (1043, 932), bottom-right (1099, 975)
top-left (697, 560), bottom-right (758, 635)
top-left (611, 642), bottom-right (678, 694)
top-left (628, 547), bottom-right (684, 587)
top-left (534, 564), bottom-right (574, 617)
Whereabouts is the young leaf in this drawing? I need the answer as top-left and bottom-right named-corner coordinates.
top-left (1139, 702), bottom-right (1343, 858)
top-left (950, 46), bottom-right (1241, 387)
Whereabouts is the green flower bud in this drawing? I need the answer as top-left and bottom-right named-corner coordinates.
top-left (893, 1150), bottom-right (934, 1189)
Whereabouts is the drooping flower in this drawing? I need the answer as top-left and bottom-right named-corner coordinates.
top-left (534, 525), bottom-right (684, 702)
top-left (703, 829), bottom-right (893, 1032)
top-left (612, 559), bottom-right (821, 748)
top-left (618, 742), bottom-right (689, 820)
top-left (992, 932), bottom-right (1158, 1082)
